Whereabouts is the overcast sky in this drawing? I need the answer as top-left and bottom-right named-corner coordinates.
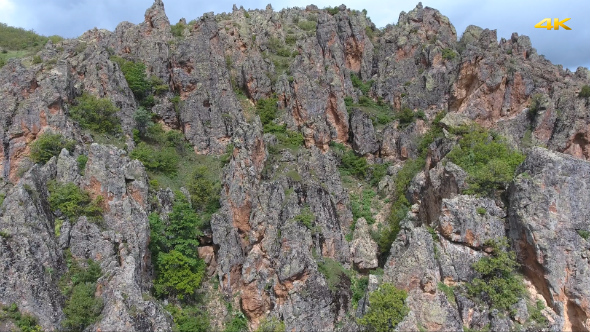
top-left (0, 0), bottom-right (588, 70)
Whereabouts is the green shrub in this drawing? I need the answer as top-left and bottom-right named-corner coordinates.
top-left (32, 55), bottom-right (42, 64)
top-left (579, 85), bottom-right (590, 98)
top-left (255, 317), bottom-right (286, 332)
top-left (167, 304), bottom-right (210, 332)
top-left (0, 303), bottom-right (43, 332)
top-left (48, 181), bottom-right (103, 221)
top-left (171, 22), bottom-right (186, 38)
top-left (187, 166), bottom-right (221, 215)
top-left (60, 252), bottom-right (103, 331)
top-left (150, 194), bottom-right (207, 300)
top-left (77, 155), bottom-right (88, 173)
top-left (326, 7), bottom-right (340, 15)
top-left (437, 282), bottom-right (455, 305)
top-left (297, 20), bottom-right (317, 31)
top-left (110, 56), bottom-right (152, 103)
top-left (317, 257), bottom-right (349, 292)
top-left (62, 283), bottom-right (104, 330)
top-left (442, 48), bottom-right (456, 60)
top-left (30, 132), bottom-right (75, 164)
top-left (285, 35), bottom-right (297, 45)
top-left (294, 206), bottom-right (315, 229)
top-left (134, 107), bottom-right (154, 138)
top-left (351, 73), bottom-right (373, 95)
top-left (0, 57), bottom-right (6, 68)
top-left (351, 276), bottom-right (369, 309)
top-left (467, 238), bottom-right (525, 310)
top-left (256, 97), bottom-right (279, 130)
top-left (154, 250), bottom-right (206, 300)
top-left (224, 312), bottom-right (248, 332)
top-left (447, 126), bottom-right (525, 196)
top-left (131, 142), bottom-right (179, 175)
top-left (351, 189), bottom-right (376, 224)
top-left (357, 283), bottom-right (409, 332)
top-left (339, 149), bottom-right (368, 178)
top-left (476, 207), bottom-right (487, 215)
top-left (577, 229), bottom-right (590, 240)
top-left (69, 93), bottom-right (121, 134)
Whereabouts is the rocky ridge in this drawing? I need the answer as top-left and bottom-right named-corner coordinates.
top-left (0, 1), bottom-right (589, 331)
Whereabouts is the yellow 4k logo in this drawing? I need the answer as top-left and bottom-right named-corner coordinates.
top-left (535, 18), bottom-right (571, 30)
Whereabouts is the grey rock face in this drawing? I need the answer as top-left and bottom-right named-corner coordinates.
top-left (349, 109), bottom-right (378, 155)
top-left (350, 218), bottom-right (378, 270)
top-left (508, 147), bottom-right (590, 331)
top-left (437, 195), bottom-right (505, 249)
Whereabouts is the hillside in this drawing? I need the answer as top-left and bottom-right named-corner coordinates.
top-left (0, 1), bottom-right (590, 331)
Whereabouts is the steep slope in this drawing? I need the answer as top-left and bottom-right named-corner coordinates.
top-left (0, 1), bottom-right (589, 331)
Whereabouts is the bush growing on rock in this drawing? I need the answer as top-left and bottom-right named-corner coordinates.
top-left (30, 132), bottom-right (75, 164)
top-left (0, 303), bottom-right (43, 332)
top-left (467, 238), bottom-right (525, 310)
top-left (447, 126), bottom-right (525, 196)
top-left (580, 85), bottom-right (590, 98)
top-left (149, 194), bottom-right (207, 300)
top-left (69, 93), bottom-right (121, 134)
top-left (60, 251), bottom-right (103, 331)
top-left (357, 283), bottom-right (409, 332)
top-left (48, 181), bottom-right (103, 221)
top-left (130, 142), bottom-right (179, 175)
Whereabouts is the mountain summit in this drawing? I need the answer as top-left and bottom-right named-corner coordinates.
top-left (0, 1), bottom-right (589, 331)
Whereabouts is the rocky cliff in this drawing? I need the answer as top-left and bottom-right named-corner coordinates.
top-left (1, 1), bottom-right (589, 331)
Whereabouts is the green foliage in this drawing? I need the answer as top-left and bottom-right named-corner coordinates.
top-left (397, 107), bottom-right (425, 128)
top-left (476, 207), bottom-right (487, 216)
top-left (351, 189), bottom-right (376, 224)
top-left (426, 226), bottom-right (439, 242)
top-left (150, 194), bottom-right (206, 300)
top-left (0, 57), bottom-right (5, 68)
top-left (167, 304), bottom-right (210, 332)
top-left (437, 282), bottom-right (455, 305)
top-left (577, 229), bottom-right (590, 240)
top-left (60, 252), bottom-right (103, 331)
top-left (357, 283), bottom-right (409, 332)
top-left (442, 48), bottom-right (456, 60)
top-left (48, 181), bottom-right (103, 221)
top-left (154, 250), bottom-right (206, 300)
top-left (370, 162), bottom-right (390, 187)
top-left (77, 155), bottom-right (88, 173)
top-left (0, 193), bottom-right (5, 207)
top-left (131, 142), bottom-right (179, 175)
top-left (256, 97), bottom-right (279, 131)
top-left (0, 303), bottom-right (43, 332)
top-left (62, 283), bottom-right (104, 330)
top-left (447, 126), bottom-right (525, 196)
top-left (579, 85), bottom-right (590, 98)
top-left (0, 22), bottom-right (62, 52)
top-left (224, 312), bottom-right (248, 332)
top-left (255, 317), bottom-right (286, 332)
top-left (527, 300), bottom-right (548, 327)
top-left (171, 21), bottom-right (186, 38)
top-left (187, 166), bottom-right (221, 216)
top-left (285, 34), bottom-right (297, 45)
top-left (70, 93), bottom-right (122, 134)
top-left (351, 73), bottom-right (373, 95)
top-left (294, 206), bottom-right (315, 229)
top-left (467, 238), bottom-right (525, 310)
top-left (32, 55), bottom-right (42, 64)
top-left (317, 257), bottom-right (349, 292)
top-left (351, 276), bottom-right (369, 309)
top-left (326, 6), bottom-right (340, 15)
top-left (30, 132), bottom-right (75, 164)
top-left (297, 20), bottom-right (317, 31)
top-left (110, 56), bottom-right (153, 105)
top-left (339, 149), bottom-right (369, 178)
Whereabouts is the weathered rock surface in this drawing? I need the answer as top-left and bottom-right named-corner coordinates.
top-left (509, 147), bottom-right (590, 331)
top-left (1, 1), bottom-right (590, 331)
